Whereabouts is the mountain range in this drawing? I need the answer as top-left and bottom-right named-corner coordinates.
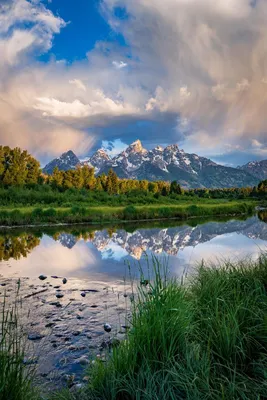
top-left (43, 140), bottom-right (266, 188)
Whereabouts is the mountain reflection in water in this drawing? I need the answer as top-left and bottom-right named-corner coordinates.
top-left (0, 215), bottom-right (267, 280)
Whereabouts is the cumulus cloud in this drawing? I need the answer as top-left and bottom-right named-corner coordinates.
top-left (102, 0), bottom-right (267, 157)
top-left (69, 79), bottom-right (87, 91)
top-left (1, 0), bottom-right (267, 164)
top-left (112, 60), bottom-right (128, 69)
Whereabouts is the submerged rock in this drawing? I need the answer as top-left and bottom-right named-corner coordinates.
top-left (75, 356), bottom-right (89, 366)
top-left (28, 333), bottom-right (45, 341)
top-left (104, 323), bottom-right (112, 333)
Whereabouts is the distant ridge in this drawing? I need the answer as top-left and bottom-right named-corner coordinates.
top-left (43, 140), bottom-right (260, 189)
top-left (239, 159), bottom-right (267, 181)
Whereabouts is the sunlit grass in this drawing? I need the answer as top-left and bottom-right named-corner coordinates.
top-left (79, 254), bottom-right (267, 400)
top-left (0, 201), bottom-right (255, 226)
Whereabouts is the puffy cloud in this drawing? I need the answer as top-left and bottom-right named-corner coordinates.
top-left (0, 0), bottom-right (65, 66)
top-left (69, 79), bottom-right (87, 91)
top-left (112, 60), bottom-right (128, 69)
top-left (101, 0), bottom-right (267, 157)
top-left (1, 0), bottom-right (267, 164)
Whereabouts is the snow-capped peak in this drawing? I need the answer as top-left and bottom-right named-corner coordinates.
top-left (127, 139), bottom-right (147, 154)
top-left (155, 145), bottom-right (164, 152)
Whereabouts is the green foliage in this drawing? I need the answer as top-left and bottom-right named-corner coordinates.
top-left (0, 146), bottom-right (41, 186)
top-left (0, 296), bottom-right (38, 400)
top-left (123, 205), bottom-right (137, 220)
top-left (85, 255), bottom-right (267, 400)
top-left (106, 169), bottom-right (119, 195)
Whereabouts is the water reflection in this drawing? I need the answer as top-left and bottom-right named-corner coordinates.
top-left (0, 215), bottom-right (266, 280)
top-left (0, 233), bottom-right (40, 261)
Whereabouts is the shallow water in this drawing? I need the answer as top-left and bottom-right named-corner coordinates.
top-left (0, 214), bottom-right (266, 390)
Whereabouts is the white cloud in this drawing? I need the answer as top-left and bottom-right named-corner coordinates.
top-left (1, 0), bottom-right (267, 163)
top-left (69, 79), bottom-right (87, 91)
top-left (101, 0), bottom-right (267, 153)
top-left (34, 90), bottom-right (139, 119)
top-left (112, 60), bottom-right (128, 69)
top-left (0, 0), bottom-right (65, 65)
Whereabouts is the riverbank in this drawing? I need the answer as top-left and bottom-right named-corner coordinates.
top-left (2, 253), bottom-right (267, 400)
top-left (0, 201), bottom-right (256, 226)
top-left (78, 254), bottom-right (267, 400)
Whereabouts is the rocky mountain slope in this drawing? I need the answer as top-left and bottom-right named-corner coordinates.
top-left (239, 160), bottom-right (267, 181)
top-left (43, 150), bottom-right (80, 175)
top-left (43, 140), bottom-right (259, 188)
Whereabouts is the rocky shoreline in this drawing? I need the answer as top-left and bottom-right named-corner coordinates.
top-left (0, 275), bottom-right (132, 392)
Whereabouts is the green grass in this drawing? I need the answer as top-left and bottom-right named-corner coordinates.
top-left (0, 201), bottom-right (255, 226)
top-left (3, 255), bottom-right (267, 399)
top-left (0, 291), bottom-right (38, 400)
top-left (67, 254), bottom-right (267, 400)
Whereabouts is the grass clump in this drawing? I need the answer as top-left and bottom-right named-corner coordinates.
top-left (0, 295), bottom-right (38, 400)
top-left (82, 255), bottom-right (267, 400)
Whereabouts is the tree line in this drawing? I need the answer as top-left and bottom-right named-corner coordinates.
top-left (0, 146), bottom-right (266, 198)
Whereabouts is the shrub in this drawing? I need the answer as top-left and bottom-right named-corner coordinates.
top-left (123, 205), bottom-right (137, 220)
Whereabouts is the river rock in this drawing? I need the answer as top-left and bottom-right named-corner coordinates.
top-left (104, 323), bottom-right (112, 333)
top-left (28, 333), bottom-right (45, 341)
top-left (75, 356), bottom-right (89, 366)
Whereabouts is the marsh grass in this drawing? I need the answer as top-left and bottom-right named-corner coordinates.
top-left (79, 254), bottom-right (267, 400)
top-left (0, 201), bottom-right (254, 226)
top-left (0, 288), bottom-right (38, 400)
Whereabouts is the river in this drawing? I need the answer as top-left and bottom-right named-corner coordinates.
top-left (0, 214), bottom-right (266, 390)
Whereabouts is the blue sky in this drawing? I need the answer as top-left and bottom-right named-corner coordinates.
top-left (42, 0), bottom-right (111, 62)
top-left (0, 0), bottom-right (267, 165)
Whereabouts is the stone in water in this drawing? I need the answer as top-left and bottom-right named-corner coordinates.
top-left (104, 323), bottom-right (112, 333)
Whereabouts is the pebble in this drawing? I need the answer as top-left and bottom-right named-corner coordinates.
top-left (39, 275), bottom-right (47, 281)
top-left (23, 357), bottom-right (38, 365)
top-left (56, 293), bottom-right (64, 299)
top-left (104, 323), bottom-right (112, 333)
top-left (28, 333), bottom-right (45, 341)
top-left (72, 330), bottom-right (81, 336)
top-left (62, 278), bottom-right (67, 284)
top-left (81, 292), bottom-right (86, 297)
top-left (75, 356), bottom-right (89, 366)
top-left (45, 322), bottom-right (55, 328)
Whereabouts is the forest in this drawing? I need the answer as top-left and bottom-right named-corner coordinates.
top-left (0, 145), bottom-right (266, 204)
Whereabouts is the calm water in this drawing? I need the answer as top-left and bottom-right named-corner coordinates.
top-left (0, 215), bottom-right (267, 280)
top-left (0, 214), bottom-right (266, 389)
